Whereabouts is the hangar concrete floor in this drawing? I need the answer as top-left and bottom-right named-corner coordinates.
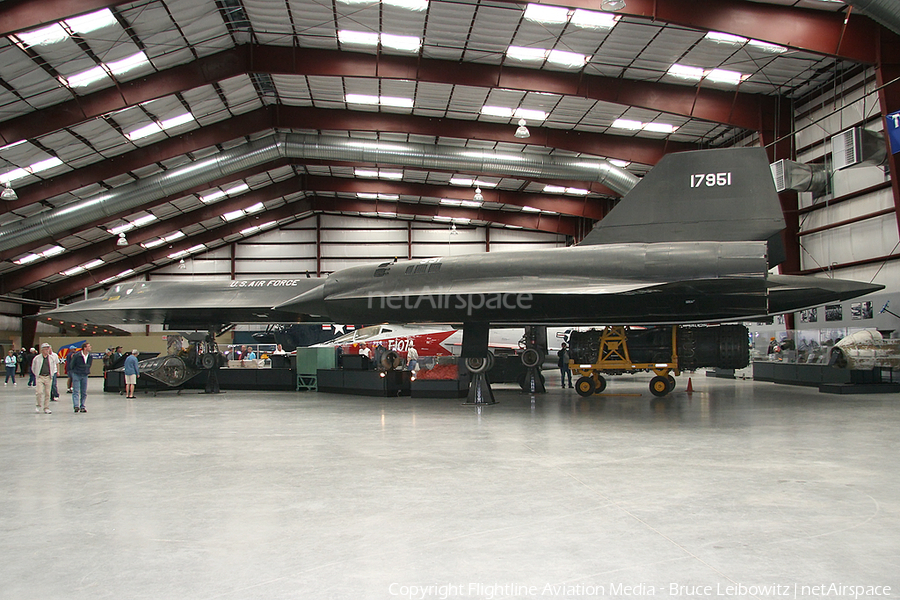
top-left (1, 374), bottom-right (898, 600)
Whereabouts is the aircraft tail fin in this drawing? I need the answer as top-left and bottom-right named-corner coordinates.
top-left (579, 147), bottom-right (785, 262)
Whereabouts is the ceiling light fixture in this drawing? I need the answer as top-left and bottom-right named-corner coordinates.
top-left (600, 0), bottom-right (626, 10)
top-left (515, 119), bottom-right (530, 139)
top-left (473, 187), bottom-right (484, 202)
top-left (1, 181), bottom-right (16, 201)
top-left (178, 258), bottom-right (186, 270)
top-left (116, 233), bottom-right (128, 247)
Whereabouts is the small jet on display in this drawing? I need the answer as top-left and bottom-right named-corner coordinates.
top-left (39, 147), bottom-right (883, 396)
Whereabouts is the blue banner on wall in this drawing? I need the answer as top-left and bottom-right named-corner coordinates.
top-left (887, 110), bottom-right (900, 155)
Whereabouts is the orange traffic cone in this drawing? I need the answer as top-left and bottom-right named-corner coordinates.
top-left (686, 377), bottom-right (694, 393)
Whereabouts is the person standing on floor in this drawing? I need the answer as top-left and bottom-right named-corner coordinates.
top-left (18, 347), bottom-right (28, 377)
top-left (47, 345), bottom-right (60, 402)
top-left (32, 343), bottom-right (59, 414)
top-left (26, 347), bottom-right (38, 386)
top-left (123, 349), bottom-right (140, 399)
top-left (4, 349), bottom-right (16, 385)
top-left (558, 342), bottom-right (573, 389)
top-left (70, 342), bottom-right (93, 413)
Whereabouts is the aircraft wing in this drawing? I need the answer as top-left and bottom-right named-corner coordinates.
top-left (38, 278), bottom-right (325, 331)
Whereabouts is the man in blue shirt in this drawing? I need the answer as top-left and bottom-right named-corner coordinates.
top-left (69, 342), bottom-right (93, 413)
top-left (123, 349), bottom-right (140, 399)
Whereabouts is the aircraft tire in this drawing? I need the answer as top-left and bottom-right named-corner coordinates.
top-left (465, 356), bottom-right (491, 374)
top-left (520, 348), bottom-right (542, 368)
top-left (575, 376), bottom-right (595, 397)
top-left (201, 353), bottom-right (217, 370)
top-left (593, 375), bottom-right (607, 394)
top-left (649, 376), bottom-right (670, 397)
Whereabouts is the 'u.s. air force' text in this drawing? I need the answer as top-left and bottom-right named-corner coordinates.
top-left (229, 280), bottom-right (302, 287)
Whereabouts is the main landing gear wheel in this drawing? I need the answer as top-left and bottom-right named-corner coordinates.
top-left (520, 348), bottom-right (542, 368)
top-left (201, 353), bottom-right (217, 370)
top-left (575, 376), bottom-right (595, 397)
top-left (649, 376), bottom-right (670, 397)
top-left (464, 352), bottom-right (494, 374)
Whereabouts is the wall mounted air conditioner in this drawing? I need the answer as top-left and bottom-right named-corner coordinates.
top-left (831, 127), bottom-right (887, 170)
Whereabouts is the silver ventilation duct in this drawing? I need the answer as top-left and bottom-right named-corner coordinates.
top-left (770, 159), bottom-right (829, 195)
top-left (845, 0), bottom-right (900, 36)
top-left (0, 133), bottom-right (639, 254)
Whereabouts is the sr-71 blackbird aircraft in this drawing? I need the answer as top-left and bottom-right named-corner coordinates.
top-left (39, 147), bottom-right (883, 393)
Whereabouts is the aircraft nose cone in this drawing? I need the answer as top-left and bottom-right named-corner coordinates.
top-left (273, 284), bottom-right (329, 317)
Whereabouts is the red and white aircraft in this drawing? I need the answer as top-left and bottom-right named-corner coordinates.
top-left (315, 324), bottom-right (569, 359)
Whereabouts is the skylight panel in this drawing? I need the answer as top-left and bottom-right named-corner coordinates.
top-left (514, 108), bottom-right (547, 121)
top-left (346, 94), bottom-right (414, 108)
top-left (16, 23), bottom-right (68, 46)
top-left (357, 193), bottom-right (400, 200)
top-left (66, 9), bottom-right (118, 34)
top-left (705, 68), bottom-right (746, 84)
top-left (383, 0), bottom-right (428, 10)
top-left (667, 64), bottom-right (705, 81)
top-left (160, 113), bottom-right (194, 129)
top-left (222, 209), bottom-right (246, 222)
top-left (524, 4), bottom-right (569, 24)
top-left (570, 9), bottom-right (619, 29)
top-left (611, 119), bottom-right (643, 130)
top-left (245, 202), bottom-right (265, 213)
top-left (704, 31), bottom-right (748, 45)
top-left (200, 190), bottom-right (227, 203)
top-left (506, 46), bottom-right (547, 62)
top-left (109, 214), bottom-right (157, 235)
top-left (65, 65), bottom-right (109, 88)
top-left (126, 113), bottom-right (195, 141)
top-left (543, 185), bottom-right (589, 195)
top-left (63, 259), bottom-right (104, 276)
top-left (12, 247), bottom-right (62, 265)
top-left (642, 122), bottom-right (677, 133)
top-left (164, 231), bottom-right (185, 242)
top-left (380, 33), bottom-right (421, 52)
top-left (338, 30), bottom-right (380, 46)
top-left (14, 254), bottom-right (41, 265)
top-left (107, 51), bottom-right (149, 76)
top-left (142, 238), bottom-right (165, 249)
top-left (450, 177), bottom-right (497, 188)
top-left (546, 49), bottom-right (588, 68)
top-left (481, 106), bottom-right (515, 118)
top-left (99, 269), bottom-right (135, 285)
top-left (612, 119), bottom-right (678, 134)
top-left (109, 223), bottom-right (135, 236)
top-left (126, 122), bottom-right (163, 141)
top-left (747, 39), bottom-right (788, 53)
top-left (346, 94), bottom-right (380, 105)
top-left (1, 156), bottom-right (63, 184)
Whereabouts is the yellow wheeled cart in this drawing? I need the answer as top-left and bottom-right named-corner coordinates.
top-left (569, 326), bottom-right (679, 397)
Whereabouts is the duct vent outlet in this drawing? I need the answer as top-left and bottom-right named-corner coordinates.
top-left (831, 127), bottom-right (887, 170)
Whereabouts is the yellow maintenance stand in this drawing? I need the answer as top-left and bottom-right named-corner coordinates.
top-left (570, 326), bottom-right (679, 397)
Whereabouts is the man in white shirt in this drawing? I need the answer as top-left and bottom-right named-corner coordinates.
top-left (32, 343), bottom-right (59, 414)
